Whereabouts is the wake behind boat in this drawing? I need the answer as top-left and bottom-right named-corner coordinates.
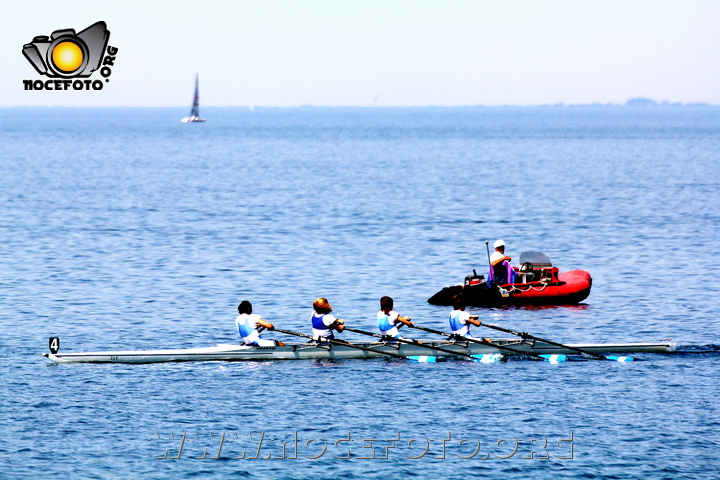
top-left (43, 337), bottom-right (675, 364)
top-left (181, 73), bottom-right (206, 123)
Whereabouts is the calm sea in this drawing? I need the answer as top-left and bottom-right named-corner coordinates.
top-left (2, 106), bottom-right (719, 479)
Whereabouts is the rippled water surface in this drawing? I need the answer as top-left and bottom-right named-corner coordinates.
top-left (2, 107), bottom-right (720, 479)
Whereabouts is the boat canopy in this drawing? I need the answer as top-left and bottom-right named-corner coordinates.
top-left (518, 251), bottom-right (552, 268)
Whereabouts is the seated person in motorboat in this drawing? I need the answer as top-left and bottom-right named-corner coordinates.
top-left (235, 301), bottom-right (284, 347)
top-left (311, 297), bottom-right (346, 342)
top-left (376, 296), bottom-right (419, 343)
top-left (448, 296), bottom-right (483, 339)
top-left (489, 239), bottom-right (518, 287)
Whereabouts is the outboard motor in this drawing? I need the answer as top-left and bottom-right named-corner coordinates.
top-left (465, 269), bottom-right (486, 287)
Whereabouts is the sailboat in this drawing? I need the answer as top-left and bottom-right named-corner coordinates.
top-left (181, 74), bottom-right (206, 123)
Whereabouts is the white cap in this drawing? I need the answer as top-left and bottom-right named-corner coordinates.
top-left (494, 239), bottom-right (506, 248)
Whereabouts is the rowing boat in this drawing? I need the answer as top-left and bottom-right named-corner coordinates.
top-left (43, 339), bottom-right (676, 364)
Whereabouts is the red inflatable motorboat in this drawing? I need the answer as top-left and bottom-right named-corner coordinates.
top-left (428, 251), bottom-right (592, 306)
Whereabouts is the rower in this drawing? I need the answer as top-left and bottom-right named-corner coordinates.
top-left (311, 297), bottom-right (346, 342)
top-left (448, 296), bottom-right (483, 340)
top-left (376, 296), bottom-right (417, 342)
top-left (235, 301), bottom-right (285, 347)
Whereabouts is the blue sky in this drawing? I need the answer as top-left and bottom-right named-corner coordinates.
top-left (3, 0), bottom-right (719, 107)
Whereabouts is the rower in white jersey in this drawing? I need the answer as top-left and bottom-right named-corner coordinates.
top-left (310, 297), bottom-right (346, 341)
top-left (448, 296), bottom-right (482, 339)
top-left (376, 296), bottom-right (416, 341)
top-left (235, 301), bottom-right (284, 347)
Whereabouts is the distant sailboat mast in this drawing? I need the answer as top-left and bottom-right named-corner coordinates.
top-left (181, 74), bottom-right (206, 123)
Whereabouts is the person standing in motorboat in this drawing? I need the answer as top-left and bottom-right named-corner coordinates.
top-left (448, 296), bottom-right (482, 339)
top-left (311, 297), bottom-right (346, 342)
top-left (489, 239), bottom-right (518, 286)
top-left (235, 301), bottom-right (284, 346)
top-left (376, 296), bottom-right (418, 342)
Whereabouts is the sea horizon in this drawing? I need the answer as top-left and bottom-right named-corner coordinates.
top-left (3, 97), bottom-right (717, 110)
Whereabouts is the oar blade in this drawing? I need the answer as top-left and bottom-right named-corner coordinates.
top-left (407, 355), bottom-right (441, 363)
top-left (606, 355), bottom-right (635, 362)
top-left (538, 354), bottom-right (568, 363)
top-left (470, 353), bottom-right (505, 363)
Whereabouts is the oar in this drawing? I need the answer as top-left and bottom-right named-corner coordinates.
top-left (477, 321), bottom-right (634, 362)
top-left (409, 324), bottom-right (565, 362)
top-left (343, 326), bottom-right (487, 361)
top-left (274, 328), bottom-right (424, 361)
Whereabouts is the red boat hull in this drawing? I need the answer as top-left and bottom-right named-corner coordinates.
top-left (428, 269), bottom-right (592, 306)
top-left (500, 269), bottom-right (592, 304)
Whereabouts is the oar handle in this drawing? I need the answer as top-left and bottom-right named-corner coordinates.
top-left (343, 326), bottom-right (389, 339)
top-left (476, 321), bottom-right (522, 337)
top-left (410, 324), bottom-right (452, 338)
top-left (274, 328), bottom-right (310, 339)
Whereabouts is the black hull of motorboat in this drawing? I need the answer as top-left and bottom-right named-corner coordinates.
top-left (428, 283), bottom-right (592, 307)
